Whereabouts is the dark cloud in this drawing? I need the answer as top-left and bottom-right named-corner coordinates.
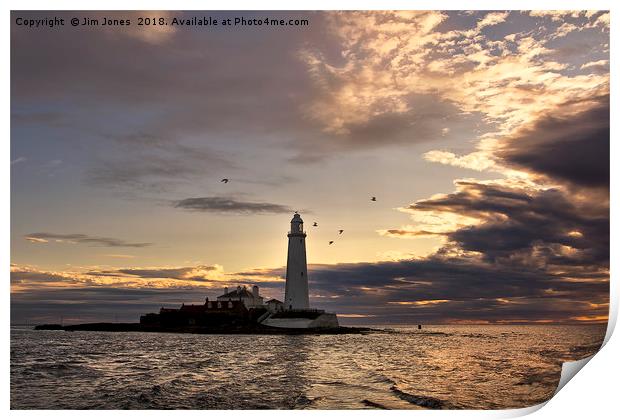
top-left (11, 12), bottom-right (317, 158)
top-left (11, 112), bottom-right (68, 127)
top-left (370, 97), bottom-right (609, 324)
top-left (11, 286), bottom-right (215, 324)
top-left (173, 196), bottom-right (294, 214)
top-left (9, 264), bottom-right (285, 323)
top-left (11, 10), bottom-right (485, 185)
top-left (10, 269), bottom-right (77, 285)
top-left (322, 94), bottom-right (483, 147)
top-left (231, 254), bottom-right (608, 324)
top-left (405, 181), bottom-right (609, 268)
top-left (87, 265), bottom-right (219, 282)
top-left (24, 233), bottom-right (152, 248)
top-left (382, 229), bottom-right (442, 237)
top-left (379, 96), bottom-right (610, 322)
top-left (82, 132), bottom-right (233, 193)
top-left (498, 97), bottom-right (610, 189)
top-left (373, 102), bottom-right (609, 323)
top-left (10, 248), bottom-right (608, 324)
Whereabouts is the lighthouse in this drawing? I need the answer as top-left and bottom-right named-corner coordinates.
top-left (284, 213), bottom-right (310, 310)
top-left (260, 212), bottom-right (338, 328)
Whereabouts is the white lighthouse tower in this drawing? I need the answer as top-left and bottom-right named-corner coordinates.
top-left (284, 213), bottom-right (310, 310)
top-left (260, 212), bottom-right (339, 329)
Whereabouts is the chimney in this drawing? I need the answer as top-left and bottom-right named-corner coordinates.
top-left (224, 287), bottom-right (229, 295)
top-left (253, 285), bottom-right (259, 297)
top-left (237, 285), bottom-right (242, 292)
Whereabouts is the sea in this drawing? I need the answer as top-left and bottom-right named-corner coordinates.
top-left (10, 324), bottom-right (606, 410)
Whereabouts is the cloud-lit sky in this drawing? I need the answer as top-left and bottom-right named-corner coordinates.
top-left (11, 11), bottom-right (609, 324)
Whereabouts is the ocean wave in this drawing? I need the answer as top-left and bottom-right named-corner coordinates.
top-left (569, 343), bottom-right (602, 358)
top-left (362, 399), bottom-right (388, 409)
top-left (390, 385), bottom-right (445, 409)
top-left (515, 370), bottom-right (559, 386)
top-left (22, 361), bottom-right (101, 379)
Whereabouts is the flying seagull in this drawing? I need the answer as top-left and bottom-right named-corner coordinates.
top-left (313, 222), bottom-right (318, 227)
top-left (221, 178), bottom-right (229, 183)
top-left (371, 196), bottom-right (377, 201)
top-left (338, 230), bottom-right (344, 234)
top-left (329, 241), bottom-right (334, 245)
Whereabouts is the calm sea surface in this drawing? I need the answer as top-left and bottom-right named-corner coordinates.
top-left (10, 324), bottom-right (606, 410)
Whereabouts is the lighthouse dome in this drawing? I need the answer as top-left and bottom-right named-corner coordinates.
top-left (291, 213), bottom-right (303, 223)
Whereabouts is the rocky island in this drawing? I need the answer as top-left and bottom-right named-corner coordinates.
top-left (35, 213), bottom-right (376, 336)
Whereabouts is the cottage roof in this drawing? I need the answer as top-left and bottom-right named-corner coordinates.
top-left (179, 304), bottom-right (207, 313)
top-left (266, 298), bottom-right (283, 304)
top-left (217, 288), bottom-right (256, 299)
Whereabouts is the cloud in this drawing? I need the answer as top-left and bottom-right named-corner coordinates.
top-left (423, 150), bottom-right (497, 172)
top-left (11, 266), bottom-right (79, 285)
top-left (11, 10), bottom-right (328, 175)
top-left (101, 254), bottom-right (135, 259)
top-left (378, 227), bottom-right (445, 238)
top-left (10, 254), bottom-right (609, 325)
top-left (498, 97), bottom-right (609, 189)
top-left (476, 11), bottom-right (509, 29)
top-left (173, 196), bottom-right (295, 215)
top-left (374, 46), bottom-right (609, 326)
top-left (580, 60), bottom-right (609, 73)
top-left (400, 179), bottom-right (608, 267)
top-left (11, 286), bottom-right (217, 324)
top-left (11, 11), bottom-right (609, 173)
top-left (10, 263), bottom-right (284, 323)
top-left (552, 22), bottom-right (578, 39)
top-left (24, 233), bottom-right (152, 248)
top-left (84, 133), bottom-right (232, 193)
top-left (243, 254), bottom-right (608, 324)
top-left (528, 11), bottom-right (583, 21)
top-left (11, 112), bottom-right (68, 127)
top-left (87, 265), bottom-right (221, 282)
top-left (302, 11), bottom-right (608, 144)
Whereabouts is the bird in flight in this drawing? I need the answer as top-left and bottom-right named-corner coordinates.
top-left (338, 230), bottom-right (344, 234)
top-left (329, 241), bottom-right (334, 245)
top-left (371, 196), bottom-right (377, 201)
top-left (221, 178), bottom-right (229, 183)
top-left (313, 222), bottom-right (318, 227)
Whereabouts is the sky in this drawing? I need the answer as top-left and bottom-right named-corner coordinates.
top-left (10, 10), bottom-right (609, 325)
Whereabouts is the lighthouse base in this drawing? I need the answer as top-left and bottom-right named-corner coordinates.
top-left (260, 311), bottom-right (339, 329)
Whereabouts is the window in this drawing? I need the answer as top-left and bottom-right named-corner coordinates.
top-left (228, 301), bottom-right (233, 308)
top-left (217, 302), bottom-right (222, 308)
top-left (301, 272), bottom-right (304, 276)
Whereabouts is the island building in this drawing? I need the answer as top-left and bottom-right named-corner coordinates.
top-left (265, 298), bottom-right (284, 313)
top-left (140, 213), bottom-right (338, 329)
top-left (217, 285), bottom-right (264, 308)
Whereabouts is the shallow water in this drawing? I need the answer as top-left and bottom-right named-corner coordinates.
top-left (10, 324), bottom-right (606, 409)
